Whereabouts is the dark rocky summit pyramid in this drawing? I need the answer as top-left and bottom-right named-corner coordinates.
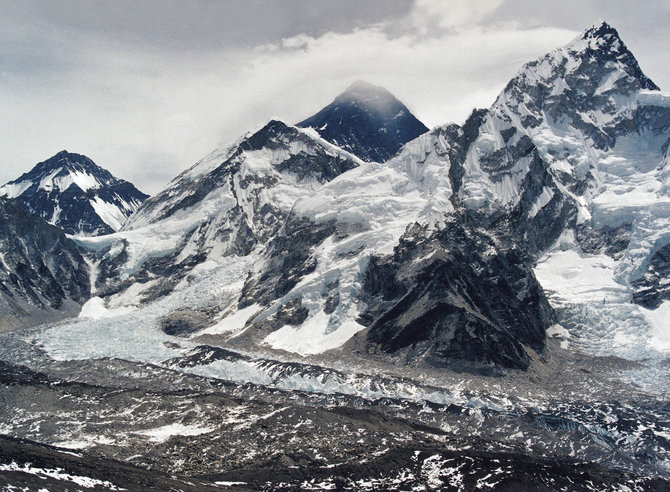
top-left (298, 80), bottom-right (429, 162)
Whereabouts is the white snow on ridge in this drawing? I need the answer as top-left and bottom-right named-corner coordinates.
top-left (50, 170), bottom-right (101, 194)
top-left (38, 167), bottom-right (63, 191)
top-left (133, 423), bottom-right (215, 443)
top-left (89, 197), bottom-right (130, 231)
top-left (0, 180), bottom-right (32, 198)
top-left (70, 170), bottom-right (101, 191)
top-left (261, 130), bottom-right (455, 354)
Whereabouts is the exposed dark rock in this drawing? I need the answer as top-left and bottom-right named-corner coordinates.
top-left (239, 298), bottom-right (310, 344)
top-left (576, 223), bottom-right (632, 260)
top-left (0, 151), bottom-right (147, 235)
top-left (159, 306), bottom-right (221, 337)
top-left (362, 219), bottom-right (554, 370)
top-left (323, 294), bottom-right (339, 314)
top-left (0, 198), bottom-right (90, 325)
top-left (633, 242), bottom-right (670, 309)
top-left (298, 80), bottom-right (429, 163)
top-left (239, 217), bottom-right (336, 308)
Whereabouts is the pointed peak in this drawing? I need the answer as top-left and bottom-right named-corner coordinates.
top-left (565, 20), bottom-right (624, 52)
top-left (36, 150), bottom-right (100, 174)
top-left (335, 80), bottom-right (396, 106)
top-left (239, 119), bottom-right (298, 152)
top-left (343, 80), bottom-right (389, 94)
top-left (563, 20), bottom-right (659, 91)
top-left (297, 81), bottom-right (428, 162)
top-left (581, 20), bottom-right (617, 40)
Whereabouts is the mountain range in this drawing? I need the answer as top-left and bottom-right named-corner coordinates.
top-left (1, 21), bottom-right (670, 489)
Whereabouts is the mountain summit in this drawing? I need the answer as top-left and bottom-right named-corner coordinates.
top-left (573, 21), bottom-right (659, 91)
top-left (297, 81), bottom-right (429, 163)
top-left (0, 151), bottom-right (148, 236)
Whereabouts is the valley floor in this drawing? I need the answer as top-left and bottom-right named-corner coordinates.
top-left (0, 320), bottom-right (668, 491)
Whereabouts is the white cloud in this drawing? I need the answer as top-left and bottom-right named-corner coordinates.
top-left (411, 0), bottom-right (504, 31)
top-left (3, 1), bottom-right (667, 197)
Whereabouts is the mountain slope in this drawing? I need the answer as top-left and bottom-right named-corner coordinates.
top-left (0, 199), bottom-right (90, 329)
top-left (297, 80), bottom-right (429, 163)
top-left (0, 151), bottom-right (148, 236)
top-left (202, 21), bottom-right (670, 368)
top-left (443, 21), bottom-right (670, 360)
top-left (76, 120), bottom-right (362, 304)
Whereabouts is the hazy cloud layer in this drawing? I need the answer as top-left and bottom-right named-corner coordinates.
top-left (1, 1), bottom-right (668, 194)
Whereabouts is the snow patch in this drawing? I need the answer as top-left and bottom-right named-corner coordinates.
top-left (0, 462), bottom-right (123, 489)
top-left (534, 249), bottom-right (629, 304)
top-left (79, 296), bottom-right (135, 320)
top-left (133, 423), bottom-right (215, 443)
top-left (199, 303), bottom-right (260, 336)
top-left (264, 312), bottom-right (366, 355)
top-left (641, 301), bottom-right (670, 352)
top-left (89, 197), bottom-right (128, 231)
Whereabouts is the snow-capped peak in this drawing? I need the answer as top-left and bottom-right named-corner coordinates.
top-left (564, 20), bottom-right (659, 91)
top-left (124, 119), bottom-right (361, 230)
top-left (1, 151), bottom-right (101, 198)
top-left (0, 151), bottom-right (148, 235)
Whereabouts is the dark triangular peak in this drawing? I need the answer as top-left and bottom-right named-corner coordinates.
top-left (573, 20), bottom-right (659, 90)
top-left (0, 151), bottom-right (148, 235)
top-left (25, 150), bottom-right (117, 183)
top-left (239, 119), bottom-right (293, 151)
top-left (297, 80), bottom-right (429, 163)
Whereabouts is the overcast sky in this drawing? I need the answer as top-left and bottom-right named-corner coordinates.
top-left (2, 0), bottom-right (669, 194)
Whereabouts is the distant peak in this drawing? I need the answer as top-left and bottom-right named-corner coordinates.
top-left (580, 20), bottom-right (622, 45)
top-left (336, 80), bottom-right (395, 104)
top-left (345, 80), bottom-right (387, 93)
top-left (42, 151), bottom-right (95, 170)
top-left (239, 119), bottom-right (296, 152)
top-left (297, 80), bottom-right (428, 163)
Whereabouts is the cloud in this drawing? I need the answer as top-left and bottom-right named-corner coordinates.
top-left (1, 1), bottom-right (667, 196)
top-left (410, 0), bottom-right (504, 32)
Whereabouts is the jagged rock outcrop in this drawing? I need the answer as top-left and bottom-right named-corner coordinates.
top-left (0, 199), bottom-right (90, 329)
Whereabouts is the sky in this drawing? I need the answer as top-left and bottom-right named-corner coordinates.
top-left (2, 1), bottom-right (670, 195)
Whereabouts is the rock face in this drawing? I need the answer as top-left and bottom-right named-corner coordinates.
top-left (361, 219), bottom-right (552, 370)
top-left (0, 151), bottom-right (148, 236)
top-left (226, 21), bottom-right (670, 368)
top-left (297, 80), bottom-right (429, 163)
top-left (0, 199), bottom-right (90, 329)
top-left (80, 120), bottom-right (362, 302)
